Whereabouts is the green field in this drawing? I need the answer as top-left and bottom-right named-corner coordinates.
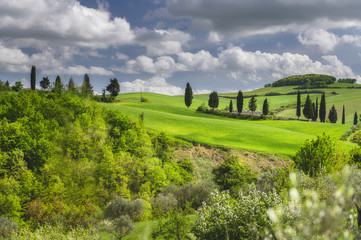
top-left (101, 85), bottom-right (360, 156)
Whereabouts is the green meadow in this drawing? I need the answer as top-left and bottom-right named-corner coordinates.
top-left (101, 84), bottom-right (360, 156)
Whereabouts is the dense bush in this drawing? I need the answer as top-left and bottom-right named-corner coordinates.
top-left (294, 133), bottom-right (349, 177)
top-left (0, 216), bottom-right (18, 238)
top-left (272, 74), bottom-right (336, 88)
top-left (194, 189), bottom-right (281, 239)
top-left (213, 156), bottom-right (257, 193)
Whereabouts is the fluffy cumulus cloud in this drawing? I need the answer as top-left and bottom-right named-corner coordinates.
top-left (44, 65), bottom-right (114, 76)
top-left (298, 29), bottom-right (339, 53)
top-left (119, 77), bottom-right (183, 95)
top-left (0, 0), bottom-right (134, 49)
top-left (177, 50), bottom-right (219, 71)
top-left (159, 0), bottom-right (361, 37)
top-left (135, 28), bottom-right (192, 56)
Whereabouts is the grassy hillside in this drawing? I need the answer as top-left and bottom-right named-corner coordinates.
top-left (101, 88), bottom-right (357, 156)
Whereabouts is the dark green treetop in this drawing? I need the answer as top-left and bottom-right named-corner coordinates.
top-left (106, 78), bottom-right (120, 97)
top-left (248, 96), bottom-right (257, 114)
top-left (354, 111), bottom-right (358, 125)
top-left (81, 73), bottom-right (93, 96)
top-left (40, 77), bottom-right (50, 90)
top-left (184, 82), bottom-right (193, 108)
top-left (303, 95), bottom-right (314, 121)
top-left (328, 105), bottom-right (338, 123)
top-left (319, 92), bottom-right (326, 122)
top-left (296, 90), bottom-right (301, 119)
top-left (208, 91), bottom-right (219, 109)
top-left (68, 77), bottom-right (75, 92)
top-left (262, 98), bottom-right (269, 115)
top-left (229, 100), bottom-right (233, 113)
top-left (342, 106), bottom-right (345, 124)
top-left (237, 90), bottom-right (243, 114)
top-left (31, 65), bottom-right (36, 91)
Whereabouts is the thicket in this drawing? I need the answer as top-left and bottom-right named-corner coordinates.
top-left (0, 91), bottom-right (193, 233)
top-left (271, 74), bottom-right (336, 88)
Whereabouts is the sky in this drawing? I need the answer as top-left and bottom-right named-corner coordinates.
top-left (1, 0), bottom-right (361, 95)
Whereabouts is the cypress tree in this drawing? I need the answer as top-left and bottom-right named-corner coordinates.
top-left (229, 100), bottom-right (233, 113)
top-left (328, 105), bottom-right (337, 123)
top-left (296, 90), bottom-right (301, 119)
top-left (311, 102), bottom-right (316, 121)
top-left (30, 65), bottom-right (36, 90)
top-left (302, 94), bottom-right (314, 121)
top-left (208, 91), bottom-right (219, 110)
top-left (314, 97), bottom-right (318, 121)
top-left (354, 111), bottom-right (358, 125)
top-left (68, 77), bottom-right (75, 92)
top-left (262, 98), bottom-right (269, 115)
top-left (342, 106), bottom-right (345, 124)
top-left (319, 92), bottom-right (326, 122)
top-left (248, 96), bottom-right (257, 114)
top-left (81, 73), bottom-right (93, 96)
top-left (184, 82), bottom-right (193, 108)
top-left (237, 90), bottom-right (243, 114)
top-left (54, 75), bottom-right (63, 94)
top-left (40, 77), bottom-right (50, 90)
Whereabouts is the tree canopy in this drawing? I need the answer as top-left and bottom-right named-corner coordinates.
top-left (184, 82), bottom-right (193, 108)
top-left (208, 91), bottom-right (219, 109)
top-left (106, 78), bottom-right (120, 97)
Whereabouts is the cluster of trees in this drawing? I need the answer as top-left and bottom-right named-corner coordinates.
top-left (185, 83), bottom-right (269, 116)
top-left (271, 74), bottom-right (336, 88)
top-left (338, 78), bottom-right (357, 84)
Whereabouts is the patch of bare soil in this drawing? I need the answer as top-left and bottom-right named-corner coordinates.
top-left (174, 144), bottom-right (291, 173)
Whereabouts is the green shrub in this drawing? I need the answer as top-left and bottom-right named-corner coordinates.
top-left (213, 156), bottom-right (257, 193)
top-left (294, 133), bottom-right (349, 177)
top-left (0, 216), bottom-right (18, 238)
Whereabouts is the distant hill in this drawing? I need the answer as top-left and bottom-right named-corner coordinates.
top-left (270, 74), bottom-right (336, 88)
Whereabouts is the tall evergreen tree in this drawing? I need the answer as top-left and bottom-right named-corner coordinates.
top-left (184, 82), bottom-right (193, 108)
top-left (81, 73), bottom-right (93, 96)
top-left (208, 91), bottom-right (219, 110)
top-left (68, 77), bottom-right (75, 92)
top-left (312, 102), bottom-right (317, 121)
top-left (328, 105), bottom-right (337, 123)
top-left (354, 111), bottom-right (358, 125)
top-left (314, 97), bottom-right (318, 121)
top-left (262, 98), bottom-right (269, 115)
top-left (342, 106), bottom-right (345, 124)
top-left (236, 90), bottom-right (243, 114)
top-left (30, 65), bottom-right (36, 90)
top-left (319, 92), bottom-right (326, 122)
top-left (53, 75), bottom-right (63, 93)
top-left (303, 94), bottom-right (314, 121)
top-left (40, 77), bottom-right (50, 90)
top-left (248, 96), bottom-right (257, 114)
top-left (229, 100), bottom-right (233, 113)
top-left (296, 90), bottom-right (301, 119)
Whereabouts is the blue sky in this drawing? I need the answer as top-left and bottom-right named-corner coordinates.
top-left (1, 0), bottom-right (361, 95)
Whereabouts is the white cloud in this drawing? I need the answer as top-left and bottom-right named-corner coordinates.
top-left (298, 29), bottom-right (339, 53)
top-left (0, 0), bottom-right (134, 49)
top-left (119, 77), bottom-right (183, 95)
top-left (207, 31), bottom-right (223, 43)
top-left (115, 52), bottom-right (129, 60)
top-left (135, 28), bottom-right (192, 56)
top-left (177, 50), bottom-right (219, 71)
top-left (43, 65), bottom-right (114, 76)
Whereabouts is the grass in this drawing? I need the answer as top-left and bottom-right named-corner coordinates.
top-left (101, 89), bottom-right (356, 156)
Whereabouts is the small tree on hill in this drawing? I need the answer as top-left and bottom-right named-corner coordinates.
top-left (248, 96), bottom-right (257, 114)
top-left (237, 90), bottom-right (243, 114)
top-left (328, 105), bottom-right (337, 123)
top-left (262, 98), bottom-right (269, 115)
top-left (229, 100), bottom-right (233, 113)
top-left (296, 90), bottom-right (301, 119)
top-left (40, 77), bottom-right (50, 90)
top-left (184, 82), bottom-right (193, 108)
top-left (355, 111), bottom-right (358, 125)
top-left (81, 73), bottom-right (93, 96)
top-left (319, 92), bottom-right (326, 122)
top-left (208, 91), bottom-right (219, 110)
top-left (312, 97), bottom-right (318, 121)
top-left (342, 106), bottom-right (345, 124)
top-left (303, 95), bottom-right (314, 121)
top-left (106, 78), bottom-right (120, 97)
top-left (30, 65), bottom-right (36, 90)
top-left (12, 81), bottom-right (23, 92)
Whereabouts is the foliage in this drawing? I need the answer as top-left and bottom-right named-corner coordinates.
top-left (53, 75), bottom-right (63, 93)
top-left (354, 111), bottom-right (358, 125)
top-left (194, 189), bottom-right (281, 240)
top-left (12, 81), bottom-right (23, 92)
top-left (184, 82), bottom-right (193, 108)
top-left (328, 104), bottom-right (338, 123)
top-left (319, 92), bottom-right (326, 122)
top-left (0, 216), bottom-right (18, 238)
top-left (294, 133), bottom-right (349, 177)
top-left (208, 91), bottom-right (219, 109)
top-left (68, 77), bottom-right (75, 93)
top-left (342, 105), bottom-right (345, 124)
top-left (338, 78), bottom-right (357, 84)
top-left (262, 98), bottom-right (269, 115)
top-left (229, 99), bottom-right (233, 113)
top-left (81, 74), bottom-right (93, 97)
top-left (213, 156), bottom-right (257, 193)
top-left (106, 78), bottom-right (120, 97)
top-left (237, 90), bottom-right (243, 113)
top-left (312, 97), bottom-right (318, 121)
top-left (341, 123), bottom-right (361, 140)
top-left (296, 90), bottom-right (301, 119)
top-left (248, 96), bottom-right (257, 114)
top-left (0, 80), bottom-right (11, 91)
top-left (40, 77), bottom-right (50, 90)
top-left (30, 66), bottom-right (36, 91)
top-left (271, 74), bottom-right (336, 88)
top-left (302, 94), bottom-right (313, 120)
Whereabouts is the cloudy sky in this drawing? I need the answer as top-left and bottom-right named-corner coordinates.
top-left (1, 0), bottom-right (361, 95)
